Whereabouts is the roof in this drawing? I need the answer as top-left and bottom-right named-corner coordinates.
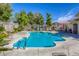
top-left (69, 17), bottom-right (79, 22)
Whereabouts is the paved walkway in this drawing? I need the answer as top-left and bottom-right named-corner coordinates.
top-left (0, 32), bottom-right (79, 56)
top-left (0, 38), bottom-right (79, 56)
top-left (59, 31), bottom-right (79, 39)
top-left (0, 47), bottom-right (69, 56)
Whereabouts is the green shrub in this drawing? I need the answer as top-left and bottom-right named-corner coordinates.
top-left (0, 39), bottom-right (9, 46)
top-left (0, 26), bottom-right (5, 33)
top-left (0, 33), bottom-right (8, 39)
top-left (13, 26), bottom-right (24, 33)
top-left (0, 33), bottom-right (9, 46)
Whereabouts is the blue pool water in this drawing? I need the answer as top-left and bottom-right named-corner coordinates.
top-left (13, 32), bottom-right (65, 48)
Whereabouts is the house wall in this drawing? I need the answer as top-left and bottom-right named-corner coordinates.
top-left (70, 20), bottom-right (79, 34)
top-left (53, 23), bottom-right (65, 31)
top-left (59, 24), bottom-right (67, 31)
top-left (76, 21), bottom-right (79, 34)
top-left (78, 24), bottom-right (79, 34)
top-left (67, 23), bottom-right (73, 32)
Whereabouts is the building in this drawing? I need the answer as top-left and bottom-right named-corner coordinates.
top-left (62, 17), bottom-right (79, 34)
top-left (67, 18), bottom-right (79, 34)
top-left (53, 22), bottom-right (67, 31)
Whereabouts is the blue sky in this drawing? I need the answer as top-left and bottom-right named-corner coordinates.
top-left (11, 3), bottom-right (79, 22)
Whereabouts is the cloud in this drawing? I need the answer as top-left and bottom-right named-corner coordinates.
top-left (56, 7), bottom-right (79, 23)
top-left (57, 15), bottom-right (74, 23)
top-left (65, 7), bottom-right (79, 16)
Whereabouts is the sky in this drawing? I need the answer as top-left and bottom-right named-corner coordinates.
top-left (11, 3), bottom-right (79, 23)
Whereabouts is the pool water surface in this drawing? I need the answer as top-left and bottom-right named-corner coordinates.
top-left (13, 32), bottom-right (65, 48)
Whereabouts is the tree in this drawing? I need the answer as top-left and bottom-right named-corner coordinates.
top-left (16, 10), bottom-right (29, 30)
top-left (28, 12), bottom-right (34, 25)
top-left (0, 4), bottom-right (12, 22)
top-left (33, 13), bottom-right (44, 31)
top-left (39, 14), bottom-right (44, 26)
top-left (0, 4), bottom-right (12, 33)
top-left (39, 13), bottom-right (44, 30)
top-left (0, 4), bottom-right (12, 50)
top-left (28, 12), bottom-right (35, 30)
top-left (46, 13), bottom-right (52, 30)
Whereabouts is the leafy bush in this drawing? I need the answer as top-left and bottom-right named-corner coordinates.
top-left (13, 26), bottom-right (24, 33)
top-left (0, 26), bottom-right (5, 32)
top-left (0, 32), bottom-right (8, 39)
top-left (0, 39), bottom-right (9, 46)
top-left (0, 33), bottom-right (9, 46)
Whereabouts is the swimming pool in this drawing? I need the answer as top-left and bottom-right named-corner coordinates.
top-left (13, 32), bottom-right (65, 48)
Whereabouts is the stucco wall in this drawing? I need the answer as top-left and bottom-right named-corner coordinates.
top-left (70, 20), bottom-right (79, 34)
top-left (77, 23), bottom-right (79, 34)
top-left (66, 23), bottom-right (73, 32)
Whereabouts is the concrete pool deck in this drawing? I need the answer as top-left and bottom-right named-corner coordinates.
top-left (0, 31), bottom-right (79, 56)
top-left (0, 37), bottom-right (79, 56)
